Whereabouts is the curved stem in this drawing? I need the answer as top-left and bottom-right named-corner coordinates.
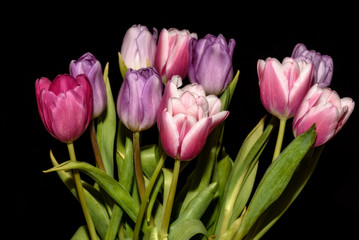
top-left (133, 132), bottom-right (146, 202)
top-left (89, 120), bottom-right (106, 173)
top-left (160, 158), bottom-right (181, 240)
top-left (272, 118), bottom-right (287, 162)
top-left (67, 142), bottom-right (97, 240)
top-left (133, 153), bottom-right (167, 240)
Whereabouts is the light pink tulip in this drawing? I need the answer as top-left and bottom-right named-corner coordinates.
top-left (157, 76), bottom-right (229, 161)
top-left (257, 57), bottom-right (314, 119)
top-left (154, 28), bottom-right (197, 84)
top-left (293, 84), bottom-right (354, 146)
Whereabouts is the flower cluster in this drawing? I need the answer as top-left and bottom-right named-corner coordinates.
top-left (36, 25), bottom-right (354, 240)
top-left (257, 43), bottom-right (354, 147)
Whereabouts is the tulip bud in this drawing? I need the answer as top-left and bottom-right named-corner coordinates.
top-left (293, 84), bottom-right (354, 146)
top-left (157, 76), bottom-right (229, 161)
top-left (120, 24), bottom-right (158, 69)
top-left (35, 74), bottom-right (93, 143)
top-left (257, 57), bottom-right (313, 119)
top-left (154, 28), bottom-right (198, 84)
top-left (292, 43), bottom-right (333, 88)
top-left (70, 52), bottom-right (107, 118)
top-left (188, 34), bottom-right (236, 95)
top-left (117, 67), bottom-right (163, 132)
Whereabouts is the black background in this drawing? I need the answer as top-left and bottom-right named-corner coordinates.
top-left (5, 3), bottom-right (359, 239)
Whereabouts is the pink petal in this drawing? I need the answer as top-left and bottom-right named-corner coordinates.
top-left (159, 110), bottom-right (180, 159)
top-left (209, 110), bottom-right (229, 132)
top-left (179, 117), bottom-right (212, 161)
top-left (258, 58), bottom-right (289, 119)
top-left (287, 61), bottom-right (313, 117)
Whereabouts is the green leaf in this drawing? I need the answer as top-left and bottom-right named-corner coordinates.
top-left (71, 225), bottom-right (91, 240)
top-left (168, 219), bottom-right (208, 240)
top-left (49, 151), bottom-right (110, 239)
top-left (44, 160), bottom-right (149, 233)
top-left (246, 145), bottom-right (325, 240)
top-left (96, 62), bottom-right (117, 177)
top-left (118, 52), bottom-right (128, 79)
top-left (141, 144), bottom-right (160, 179)
top-left (175, 182), bottom-right (217, 223)
top-left (214, 116), bottom-right (275, 237)
top-left (234, 125), bottom-right (316, 240)
top-left (220, 70), bottom-right (240, 111)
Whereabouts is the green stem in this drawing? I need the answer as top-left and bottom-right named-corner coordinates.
top-left (133, 132), bottom-right (146, 202)
top-left (272, 118), bottom-right (287, 162)
top-left (133, 153), bottom-right (167, 240)
top-left (67, 142), bottom-right (97, 240)
top-left (89, 120), bottom-right (106, 173)
top-left (160, 158), bottom-right (181, 240)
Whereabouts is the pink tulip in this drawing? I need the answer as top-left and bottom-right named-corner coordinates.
top-left (293, 84), bottom-right (354, 146)
top-left (154, 28), bottom-right (197, 84)
top-left (35, 74), bottom-right (93, 143)
top-left (257, 57), bottom-right (314, 119)
top-left (157, 76), bottom-right (229, 161)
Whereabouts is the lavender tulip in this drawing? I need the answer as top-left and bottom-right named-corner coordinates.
top-left (121, 24), bottom-right (158, 69)
top-left (188, 34), bottom-right (236, 95)
top-left (70, 52), bottom-right (107, 118)
top-left (292, 43), bottom-right (333, 88)
top-left (117, 67), bottom-right (163, 132)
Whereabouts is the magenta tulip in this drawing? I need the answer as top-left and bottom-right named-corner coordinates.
top-left (157, 76), bottom-right (229, 161)
top-left (257, 57), bottom-right (314, 119)
top-left (293, 84), bottom-right (354, 146)
top-left (120, 24), bottom-right (158, 69)
top-left (70, 52), bottom-right (107, 118)
top-left (35, 74), bottom-right (93, 143)
top-left (154, 28), bottom-right (197, 84)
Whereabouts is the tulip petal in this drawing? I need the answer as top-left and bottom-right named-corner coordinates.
top-left (180, 117), bottom-right (212, 161)
top-left (196, 42), bottom-right (232, 95)
top-left (50, 88), bottom-right (89, 143)
top-left (139, 74), bottom-right (163, 130)
top-left (209, 110), bottom-right (229, 132)
top-left (160, 110), bottom-right (180, 159)
top-left (258, 58), bottom-right (289, 119)
top-left (294, 104), bottom-right (338, 146)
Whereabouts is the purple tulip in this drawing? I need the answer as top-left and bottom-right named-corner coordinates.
top-left (70, 52), bottom-right (107, 118)
top-left (35, 74), bottom-right (93, 143)
top-left (121, 24), bottom-right (158, 69)
top-left (188, 34), bottom-right (236, 95)
top-left (117, 67), bottom-right (163, 132)
top-left (292, 43), bottom-right (333, 88)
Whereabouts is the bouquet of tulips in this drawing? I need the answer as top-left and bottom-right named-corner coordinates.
top-left (35, 25), bottom-right (354, 240)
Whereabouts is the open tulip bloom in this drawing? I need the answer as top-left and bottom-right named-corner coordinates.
top-left (37, 25), bottom-right (355, 240)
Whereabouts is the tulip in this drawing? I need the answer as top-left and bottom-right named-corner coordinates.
top-left (35, 74), bottom-right (93, 143)
top-left (154, 28), bottom-right (198, 83)
top-left (117, 67), bottom-right (163, 132)
top-left (257, 57), bottom-right (314, 120)
top-left (70, 52), bottom-right (107, 118)
top-left (120, 24), bottom-right (158, 69)
top-left (292, 43), bottom-right (333, 88)
top-left (157, 76), bottom-right (229, 161)
top-left (188, 34), bottom-right (236, 95)
top-left (293, 84), bottom-right (354, 146)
